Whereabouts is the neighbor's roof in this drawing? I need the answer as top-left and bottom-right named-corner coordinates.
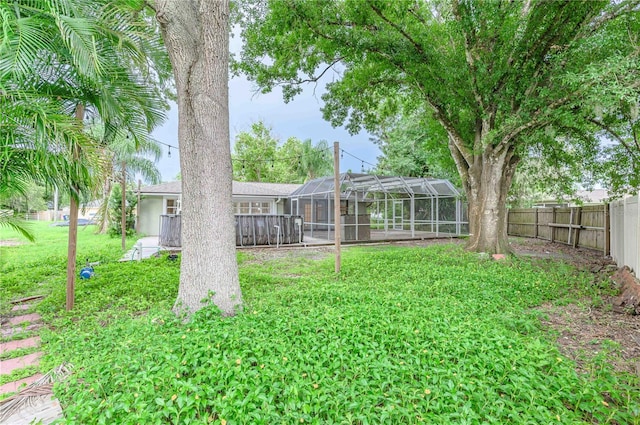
top-left (139, 181), bottom-right (302, 197)
top-left (575, 189), bottom-right (609, 204)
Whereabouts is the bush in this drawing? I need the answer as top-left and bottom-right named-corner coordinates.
top-left (107, 185), bottom-right (137, 238)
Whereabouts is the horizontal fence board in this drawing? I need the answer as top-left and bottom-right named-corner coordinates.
top-left (507, 205), bottom-right (607, 253)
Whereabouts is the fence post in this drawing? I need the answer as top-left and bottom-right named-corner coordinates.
top-left (636, 193), bottom-right (640, 270)
top-left (551, 208), bottom-right (556, 243)
top-left (573, 207), bottom-right (582, 248)
top-left (604, 203), bottom-right (611, 257)
top-left (534, 208), bottom-right (538, 239)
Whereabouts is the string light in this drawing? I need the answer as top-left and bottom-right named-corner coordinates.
top-left (156, 141), bottom-right (393, 175)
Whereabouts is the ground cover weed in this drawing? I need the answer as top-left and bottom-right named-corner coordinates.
top-left (32, 244), bottom-right (639, 424)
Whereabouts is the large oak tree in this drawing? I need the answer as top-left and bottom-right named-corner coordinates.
top-left (155, 0), bottom-right (243, 316)
top-left (236, 0), bottom-right (640, 253)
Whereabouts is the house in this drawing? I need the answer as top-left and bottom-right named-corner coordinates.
top-left (137, 174), bottom-right (466, 246)
top-left (137, 181), bottom-right (302, 236)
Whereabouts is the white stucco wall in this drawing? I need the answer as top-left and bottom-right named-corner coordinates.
top-left (138, 197), bottom-right (163, 236)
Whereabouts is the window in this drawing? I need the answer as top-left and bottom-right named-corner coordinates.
top-left (166, 199), bottom-right (178, 215)
top-left (233, 201), bottom-right (271, 215)
top-left (235, 202), bottom-right (250, 214)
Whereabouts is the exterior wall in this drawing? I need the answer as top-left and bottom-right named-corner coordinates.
top-left (278, 198), bottom-right (291, 215)
top-left (138, 196), bottom-right (163, 236)
top-left (140, 195), bottom-right (281, 235)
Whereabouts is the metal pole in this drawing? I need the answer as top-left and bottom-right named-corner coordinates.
top-left (334, 142), bottom-right (341, 274)
top-left (410, 195), bottom-right (415, 238)
top-left (355, 191), bottom-right (359, 241)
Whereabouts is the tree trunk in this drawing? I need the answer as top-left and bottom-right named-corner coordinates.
top-left (121, 161), bottom-right (127, 251)
top-left (454, 141), bottom-right (518, 254)
top-left (96, 177), bottom-right (112, 234)
top-left (157, 0), bottom-right (242, 317)
top-left (66, 194), bottom-right (79, 311)
top-left (66, 103), bottom-right (85, 311)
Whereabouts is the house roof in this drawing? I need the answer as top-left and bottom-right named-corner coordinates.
top-left (139, 181), bottom-right (302, 197)
top-left (534, 189), bottom-right (610, 206)
top-left (575, 189), bottom-right (609, 204)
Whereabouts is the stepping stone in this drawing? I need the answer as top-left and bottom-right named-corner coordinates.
top-left (0, 337), bottom-right (41, 355)
top-left (0, 324), bottom-right (41, 339)
top-left (11, 304), bottom-right (32, 312)
top-left (0, 373), bottom-right (43, 395)
top-left (7, 314), bottom-right (41, 327)
top-left (0, 395), bottom-right (63, 425)
top-left (0, 352), bottom-right (42, 375)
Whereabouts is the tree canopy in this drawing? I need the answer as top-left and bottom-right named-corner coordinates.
top-left (236, 0), bottom-right (640, 253)
top-left (232, 120), bottom-right (333, 183)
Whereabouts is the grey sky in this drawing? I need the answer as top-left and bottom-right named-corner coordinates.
top-left (152, 33), bottom-right (381, 182)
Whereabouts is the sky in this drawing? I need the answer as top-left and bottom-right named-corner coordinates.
top-left (151, 32), bottom-right (381, 182)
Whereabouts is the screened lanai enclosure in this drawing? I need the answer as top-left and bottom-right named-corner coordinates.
top-left (289, 173), bottom-right (468, 242)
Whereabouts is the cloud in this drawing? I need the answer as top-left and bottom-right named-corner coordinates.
top-left (151, 58), bottom-right (380, 181)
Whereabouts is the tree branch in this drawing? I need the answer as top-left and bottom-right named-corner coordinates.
top-left (451, 0), bottom-right (484, 114)
top-left (582, 0), bottom-right (640, 38)
top-left (369, 4), bottom-right (428, 60)
top-left (587, 117), bottom-right (640, 162)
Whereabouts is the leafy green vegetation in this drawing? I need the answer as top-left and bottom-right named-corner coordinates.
top-left (2, 227), bottom-right (639, 423)
top-left (0, 222), bottom-right (135, 312)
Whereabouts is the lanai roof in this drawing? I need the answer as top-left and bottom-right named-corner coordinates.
top-left (290, 173), bottom-right (460, 199)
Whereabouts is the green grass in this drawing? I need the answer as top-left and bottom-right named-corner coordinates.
top-left (0, 222), bottom-right (136, 313)
top-left (1, 226), bottom-right (639, 424)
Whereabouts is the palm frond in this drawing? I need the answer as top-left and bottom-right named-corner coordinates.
top-left (0, 210), bottom-right (35, 242)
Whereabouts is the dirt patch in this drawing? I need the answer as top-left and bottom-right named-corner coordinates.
top-left (508, 237), bottom-right (640, 376)
top-left (537, 303), bottom-right (640, 375)
top-left (0, 239), bottom-right (24, 247)
top-left (611, 267), bottom-right (640, 315)
top-left (239, 245), bottom-right (335, 264)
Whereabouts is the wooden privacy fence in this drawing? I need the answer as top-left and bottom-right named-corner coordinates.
top-left (236, 215), bottom-right (303, 246)
top-left (507, 205), bottom-right (609, 254)
top-left (159, 214), bottom-right (304, 247)
top-left (160, 214), bottom-right (181, 247)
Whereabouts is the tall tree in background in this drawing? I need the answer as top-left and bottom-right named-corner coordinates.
top-left (155, 0), bottom-right (243, 317)
top-left (236, 0), bottom-right (640, 254)
top-left (298, 139), bottom-right (333, 182)
top-left (232, 120), bottom-right (333, 183)
top-left (91, 126), bottom-right (162, 237)
top-left (232, 121), bottom-right (279, 182)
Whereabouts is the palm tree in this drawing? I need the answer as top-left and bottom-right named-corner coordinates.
top-left (0, 89), bottom-right (97, 240)
top-left (91, 127), bottom-right (162, 248)
top-left (1, 0), bottom-right (171, 309)
top-left (298, 139), bottom-right (333, 182)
